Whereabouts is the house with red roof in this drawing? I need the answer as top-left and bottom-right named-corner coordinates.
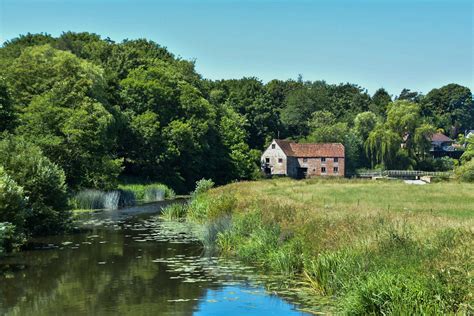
top-left (261, 139), bottom-right (345, 178)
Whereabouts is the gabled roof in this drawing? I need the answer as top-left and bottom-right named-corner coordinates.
top-left (274, 139), bottom-right (344, 158)
top-left (430, 133), bottom-right (453, 142)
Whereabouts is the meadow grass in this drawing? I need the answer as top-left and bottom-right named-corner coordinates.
top-left (182, 178), bottom-right (474, 314)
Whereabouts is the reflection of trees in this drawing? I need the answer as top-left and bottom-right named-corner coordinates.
top-left (0, 222), bottom-right (221, 316)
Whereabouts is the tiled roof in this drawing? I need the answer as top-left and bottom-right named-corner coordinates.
top-left (430, 133), bottom-right (453, 142)
top-left (275, 139), bottom-right (345, 158)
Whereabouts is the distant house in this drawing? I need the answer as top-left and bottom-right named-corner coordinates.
top-left (261, 139), bottom-right (345, 179)
top-left (429, 132), bottom-right (463, 159)
top-left (430, 132), bottom-right (455, 152)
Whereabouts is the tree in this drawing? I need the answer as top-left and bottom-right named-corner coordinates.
top-left (422, 84), bottom-right (473, 137)
top-left (6, 45), bottom-right (121, 189)
top-left (413, 123), bottom-right (436, 160)
top-left (370, 88), bottom-right (391, 116)
top-left (307, 111), bottom-right (348, 143)
top-left (396, 88), bottom-right (422, 103)
top-left (365, 123), bottom-right (402, 168)
top-left (0, 79), bottom-right (15, 132)
top-left (353, 111), bottom-right (379, 140)
top-left (281, 81), bottom-right (331, 136)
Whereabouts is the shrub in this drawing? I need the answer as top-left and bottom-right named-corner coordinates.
top-left (192, 178), bottom-right (214, 197)
top-left (0, 135), bottom-right (70, 235)
top-left (0, 166), bottom-right (26, 228)
top-left (456, 159), bottom-right (474, 182)
top-left (0, 222), bottom-right (19, 254)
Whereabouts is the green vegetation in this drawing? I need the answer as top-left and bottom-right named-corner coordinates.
top-left (0, 31), bottom-right (472, 256)
top-left (0, 135), bottom-right (70, 237)
top-left (170, 178), bottom-right (474, 314)
top-left (119, 183), bottom-right (175, 201)
top-left (72, 183), bottom-right (175, 211)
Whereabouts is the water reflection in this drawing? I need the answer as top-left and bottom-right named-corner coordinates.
top-left (0, 202), bottom-right (308, 316)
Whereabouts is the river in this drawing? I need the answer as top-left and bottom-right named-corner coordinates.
top-left (0, 200), bottom-right (311, 316)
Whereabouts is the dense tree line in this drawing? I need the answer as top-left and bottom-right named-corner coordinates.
top-left (0, 32), bottom-right (472, 243)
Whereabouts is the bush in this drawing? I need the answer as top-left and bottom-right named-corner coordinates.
top-left (0, 222), bottom-right (19, 254)
top-left (0, 135), bottom-right (70, 235)
top-left (0, 166), bottom-right (26, 228)
top-left (192, 178), bottom-right (214, 197)
top-left (456, 159), bottom-right (474, 182)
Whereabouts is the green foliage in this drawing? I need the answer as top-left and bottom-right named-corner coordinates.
top-left (0, 167), bottom-right (26, 233)
top-left (456, 159), bottom-right (474, 182)
top-left (0, 135), bottom-right (70, 235)
top-left (307, 111), bottom-right (348, 143)
top-left (9, 45), bottom-right (121, 190)
top-left (0, 79), bottom-right (15, 132)
top-left (0, 222), bottom-right (21, 254)
top-left (353, 111), bottom-right (378, 140)
top-left (160, 203), bottom-right (188, 220)
top-left (119, 183), bottom-right (175, 201)
top-left (369, 88), bottom-right (391, 116)
top-left (422, 83), bottom-right (473, 137)
top-left (192, 178), bottom-right (215, 197)
top-left (1, 32), bottom-right (470, 197)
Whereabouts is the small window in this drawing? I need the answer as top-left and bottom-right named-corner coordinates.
top-left (321, 167), bottom-right (326, 173)
top-left (303, 158), bottom-right (308, 163)
top-left (321, 157), bottom-right (326, 162)
top-left (271, 144), bottom-right (276, 149)
top-left (278, 158), bottom-right (283, 163)
top-left (265, 157), bottom-right (270, 163)
top-left (334, 167), bottom-right (339, 173)
top-left (334, 157), bottom-right (339, 163)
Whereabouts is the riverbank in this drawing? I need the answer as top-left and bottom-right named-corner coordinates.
top-left (171, 178), bottom-right (474, 314)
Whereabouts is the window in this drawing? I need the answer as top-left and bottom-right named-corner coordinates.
top-left (278, 158), bottom-right (283, 163)
top-left (303, 158), bottom-right (308, 163)
top-left (271, 144), bottom-right (276, 149)
top-left (321, 157), bottom-right (326, 162)
top-left (265, 157), bottom-right (270, 163)
top-left (334, 167), bottom-right (339, 173)
top-left (321, 167), bottom-right (326, 173)
top-left (334, 157), bottom-right (339, 163)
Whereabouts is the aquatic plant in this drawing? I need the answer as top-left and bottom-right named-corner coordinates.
top-left (160, 203), bottom-right (188, 220)
top-left (119, 183), bottom-right (175, 201)
top-left (73, 189), bottom-right (105, 210)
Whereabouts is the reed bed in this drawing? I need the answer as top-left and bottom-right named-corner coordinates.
top-left (72, 183), bottom-right (175, 210)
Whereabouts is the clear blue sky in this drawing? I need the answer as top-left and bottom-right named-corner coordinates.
top-left (0, 0), bottom-right (472, 96)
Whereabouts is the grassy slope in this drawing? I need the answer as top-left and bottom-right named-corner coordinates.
top-left (185, 178), bottom-right (474, 314)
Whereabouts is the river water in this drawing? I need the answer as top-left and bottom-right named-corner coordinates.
top-left (0, 201), bottom-right (311, 316)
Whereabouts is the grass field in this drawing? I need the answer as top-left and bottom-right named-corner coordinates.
top-left (172, 178), bottom-right (474, 314)
top-left (242, 178), bottom-right (474, 218)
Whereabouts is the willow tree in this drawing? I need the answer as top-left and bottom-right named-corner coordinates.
top-left (365, 123), bottom-right (401, 168)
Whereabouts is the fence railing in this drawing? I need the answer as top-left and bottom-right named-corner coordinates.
top-left (358, 170), bottom-right (453, 178)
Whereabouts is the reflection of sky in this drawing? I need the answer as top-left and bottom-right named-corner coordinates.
top-left (193, 286), bottom-right (308, 316)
